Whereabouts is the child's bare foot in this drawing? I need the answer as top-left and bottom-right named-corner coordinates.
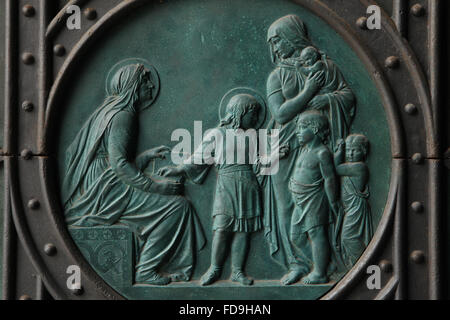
top-left (200, 266), bottom-right (222, 286)
top-left (231, 270), bottom-right (254, 286)
top-left (302, 272), bottom-right (328, 285)
top-left (281, 268), bottom-right (307, 285)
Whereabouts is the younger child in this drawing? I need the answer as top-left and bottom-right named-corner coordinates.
top-left (296, 46), bottom-right (326, 80)
top-left (289, 110), bottom-right (339, 285)
top-left (334, 134), bottom-right (373, 268)
top-left (158, 94), bottom-right (264, 286)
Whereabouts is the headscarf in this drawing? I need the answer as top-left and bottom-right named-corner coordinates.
top-left (62, 64), bottom-right (146, 205)
top-left (267, 15), bottom-right (313, 64)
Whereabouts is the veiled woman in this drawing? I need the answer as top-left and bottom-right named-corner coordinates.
top-left (264, 15), bottom-right (355, 284)
top-left (62, 62), bottom-right (205, 285)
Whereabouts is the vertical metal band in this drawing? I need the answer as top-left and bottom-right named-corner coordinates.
top-left (38, 0), bottom-right (50, 152)
top-left (4, 0), bottom-right (17, 155)
top-left (392, 0), bottom-right (409, 38)
top-left (2, 0), bottom-right (18, 300)
top-left (428, 0), bottom-right (442, 300)
top-left (394, 159), bottom-right (407, 299)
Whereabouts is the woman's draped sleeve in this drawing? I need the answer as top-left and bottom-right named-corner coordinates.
top-left (108, 112), bottom-right (154, 192)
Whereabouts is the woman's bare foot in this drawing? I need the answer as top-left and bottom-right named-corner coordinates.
top-left (302, 272), bottom-right (328, 285)
top-left (200, 266), bottom-right (222, 286)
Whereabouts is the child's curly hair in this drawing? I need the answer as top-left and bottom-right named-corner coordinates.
top-left (296, 110), bottom-right (330, 142)
top-left (346, 134), bottom-right (370, 159)
top-left (220, 94), bottom-right (261, 129)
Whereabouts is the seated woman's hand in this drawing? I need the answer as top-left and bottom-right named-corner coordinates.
top-left (136, 145), bottom-right (171, 170)
top-left (149, 177), bottom-right (183, 196)
top-left (157, 166), bottom-right (185, 178)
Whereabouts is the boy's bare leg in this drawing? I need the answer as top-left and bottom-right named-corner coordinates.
top-left (231, 232), bottom-right (253, 285)
top-left (282, 233), bottom-right (310, 285)
top-left (201, 230), bottom-right (232, 286)
top-left (303, 226), bottom-right (330, 284)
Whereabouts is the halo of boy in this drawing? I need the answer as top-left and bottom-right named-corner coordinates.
top-left (219, 87), bottom-right (267, 129)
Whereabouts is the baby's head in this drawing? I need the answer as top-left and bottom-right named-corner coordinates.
top-left (299, 46), bottom-right (321, 67)
top-left (345, 134), bottom-right (369, 162)
top-left (296, 110), bottom-right (329, 144)
top-left (221, 94), bottom-right (261, 129)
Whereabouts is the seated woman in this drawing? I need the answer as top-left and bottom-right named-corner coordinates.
top-left (62, 62), bottom-right (205, 285)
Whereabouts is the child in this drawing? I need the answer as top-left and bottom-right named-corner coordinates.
top-left (158, 93), bottom-right (264, 286)
top-left (334, 134), bottom-right (373, 268)
top-left (289, 110), bottom-right (339, 284)
top-left (296, 46), bottom-right (326, 80)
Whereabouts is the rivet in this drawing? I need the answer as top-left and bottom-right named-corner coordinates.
top-left (410, 250), bottom-right (425, 264)
top-left (19, 294), bottom-right (32, 300)
top-left (385, 56), bottom-right (400, 69)
top-left (28, 199), bottom-right (40, 210)
top-left (22, 5), bottom-right (35, 17)
top-left (411, 4), bottom-right (426, 17)
top-left (404, 103), bottom-right (417, 115)
top-left (379, 260), bottom-right (393, 273)
top-left (22, 100), bottom-right (34, 112)
top-left (356, 17), bottom-right (368, 30)
top-left (411, 201), bottom-right (424, 213)
top-left (53, 44), bottom-right (66, 57)
top-left (84, 8), bottom-right (97, 20)
top-left (71, 286), bottom-right (84, 296)
top-left (412, 153), bottom-right (424, 164)
top-left (20, 149), bottom-right (33, 160)
top-left (44, 243), bottom-right (57, 256)
top-left (22, 52), bottom-right (35, 65)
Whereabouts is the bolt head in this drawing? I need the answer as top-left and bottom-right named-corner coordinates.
top-left (22, 52), bottom-right (35, 65)
top-left (410, 250), bottom-right (425, 264)
top-left (411, 4), bottom-right (426, 17)
top-left (84, 8), bottom-right (98, 20)
top-left (385, 56), bottom-right (400, 69)
top-left (44, 243), bottom-right (57, 256)
top-left (22, 5), bottom-right (35, 17)
top-left (28, 199), bottom-right (40, 210)
top-left (356, 17), bottom-right (368, 30)
top-left (411, 201), bottom-right (424, 213)
top-left (412, 153), bottom-right (424, 164)
top-left (20, 149), bottom-right (33, 160)
top-left (53, 44), bottom-right (66, 57)
top-left (22, 101), bottom-right (34, 112)
top-left (70, 286), bottom-right (84, 296)
top-left (379, 260), bottom-right (393, 273)
top-left (404, 103), bottom-right (417, 115)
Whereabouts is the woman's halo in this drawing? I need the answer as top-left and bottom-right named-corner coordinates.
top-left (219, 87), bottom-right (267, 129)
top-left (106, 58), bottom-right (161, 105)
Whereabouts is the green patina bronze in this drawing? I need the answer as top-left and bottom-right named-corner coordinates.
top-left (58, 0), bottom-right (391, 300)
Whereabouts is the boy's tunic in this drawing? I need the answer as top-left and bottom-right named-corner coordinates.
top-left (182, 127), bottom-right (263, 233)
top-left (289, 177), bottom-right (333, 235)
top-left (340, 176), bottom-right (373, 267)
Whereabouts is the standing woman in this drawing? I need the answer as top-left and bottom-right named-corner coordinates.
top-left (62, 62), bottom-right (205, 285)
top-left (263, 15), bottom-right (355, 284)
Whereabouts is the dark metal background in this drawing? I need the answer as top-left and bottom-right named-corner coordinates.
top-left (2, 0), bottom-right (448, 300)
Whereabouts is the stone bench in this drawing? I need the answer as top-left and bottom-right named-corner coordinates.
top-left (69, 225), bottom-right (134, 287)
